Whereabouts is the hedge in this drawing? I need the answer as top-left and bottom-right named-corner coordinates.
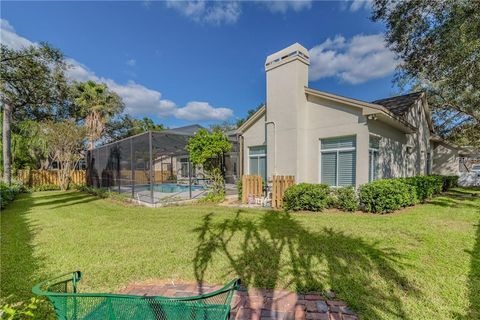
top-left (330, 187), bottom-right (358, 212)
top-left (0, 180), bottom-right (26, 209)
top-left (359, 175), bottom-right (458, 213)
top-left (438, 175), bottom-right (459, 192)
top-left (359, 179), bottom-right (417, 213)
top-left (283, 183), bottom-right (330, 211)
top-left (282, 175), bottom-right (457, 214)
top-left (401, 175), bottom-right (443, 202)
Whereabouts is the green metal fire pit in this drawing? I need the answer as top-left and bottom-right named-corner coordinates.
top-left (33, 271), bottom-right (240, 320)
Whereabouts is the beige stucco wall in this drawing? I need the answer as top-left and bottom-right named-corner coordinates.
top-left (242, 112), bottom-right (266, 175)
top-left (432, 142), bottom-right (459, 175)
top-left (303, 95), bottom-right (370, 186)
top-left (368, 120), bottom-right (408, 179)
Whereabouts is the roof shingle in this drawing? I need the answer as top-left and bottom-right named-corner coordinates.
top-left (372, 92), bottom-right (423, 117)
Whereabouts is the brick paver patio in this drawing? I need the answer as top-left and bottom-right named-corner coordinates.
top-left (119, 280), bottom-right (358, 320)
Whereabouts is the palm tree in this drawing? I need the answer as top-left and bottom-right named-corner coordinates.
top-left (73, 80), bottom-right (124, 150)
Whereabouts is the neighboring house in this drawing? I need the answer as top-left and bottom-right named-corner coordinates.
top-left (237, 43), bottom-right (459, 187)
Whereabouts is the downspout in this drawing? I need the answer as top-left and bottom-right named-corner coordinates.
top-left (238, 134), bottom-right (244, 177)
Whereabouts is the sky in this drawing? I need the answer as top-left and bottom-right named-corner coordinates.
top-left (0, 0), bottom-right (402, 128)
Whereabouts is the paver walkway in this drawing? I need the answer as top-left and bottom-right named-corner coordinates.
top-left (119, 280), bottom-right (358, 320)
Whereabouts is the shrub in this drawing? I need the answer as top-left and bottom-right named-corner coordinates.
top-left (283, 183), bottom-right (330, 211)
top-left (435, 175), bottom-right (459, 192)
top-left (0, 180), bottom-right (26, 209)
top-left (0, 297), bottom-right (44, 320)
top-left (402, 175), bottom-right (442, 202)
top-left (331, 187), bottom-right (359, 212)
top-left (359, 179), bottom-right (417, 213)
top-left (30, 184), bottom-right (61, 192)
top-left (75, 185), bottom-right (111, 198)
top-left (200, 191), bottom-right (225, 203)
top-left (237, 179), bottom-right (242, 201)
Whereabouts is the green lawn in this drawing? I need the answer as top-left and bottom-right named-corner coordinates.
top-left (1, 189), bottom-right (479, 319)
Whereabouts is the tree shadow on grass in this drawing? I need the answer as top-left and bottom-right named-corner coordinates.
top-left (28, 191), bottom-right (97, 209)
top-left (0, 193), bottom-right (59, 318)
top-left (428, 190), bottom-right (480, 209)
top-left (1, 193), bottom-right (43, 302)
top-left (193, 210), bottom-right (418, 319)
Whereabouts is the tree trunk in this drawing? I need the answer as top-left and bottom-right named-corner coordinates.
top-left (3, 103), bottom-right (13, 185)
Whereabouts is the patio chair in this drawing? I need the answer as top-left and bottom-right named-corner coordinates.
top-left (33, 271), bottom-right (240, 320)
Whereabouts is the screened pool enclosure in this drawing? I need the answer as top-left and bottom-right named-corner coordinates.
top-left (87, 129), bottom-right (219, 205)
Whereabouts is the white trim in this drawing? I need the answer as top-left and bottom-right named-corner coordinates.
top-left (248, 145), bottom-right (266, 178)
top-left (319, 135), bottom-right (357, 187)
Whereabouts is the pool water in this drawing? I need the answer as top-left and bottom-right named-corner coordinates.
top-left (153, 183), bottom-right (204, 193)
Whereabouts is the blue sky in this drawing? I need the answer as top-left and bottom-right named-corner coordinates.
top-left (1, 1), bottom-right (401, 128)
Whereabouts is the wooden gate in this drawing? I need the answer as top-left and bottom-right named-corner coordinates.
top-left (271, 175), bottom-right (295, 209)
top-left (242, 175), bottom-right (263, 203)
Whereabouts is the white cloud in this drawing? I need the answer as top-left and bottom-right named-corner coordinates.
top-left (262, 0), bottom-right (312, 14)
top-left (0, 19), bottom-right (34, 49)
top-left (174, 101), bottom-right (234, 121)
top-left (1, 19), bottom-right (234, 122)
top-left (309, 33), bottom-right (398, 84)
top-left (126, 58), bottom-right (136, 67)
top-left (166, 1), bottom-right (241, 25)
top-left (349, 0), bottom-right (371, 12)
top-left (165, 0), bottom-right (313, 24)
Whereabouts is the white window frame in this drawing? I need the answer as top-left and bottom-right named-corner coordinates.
top-left (319, 136), bottom-right (356, 187)
top-left (369, 135), bottom-right (380, 182)
top-left (369, 148), bottom-right (379, 182)
top-left (248, 146), bottom-right (266, 179)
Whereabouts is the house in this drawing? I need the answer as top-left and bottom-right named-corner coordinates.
top-left (237, 43), bottom-right (459, 187)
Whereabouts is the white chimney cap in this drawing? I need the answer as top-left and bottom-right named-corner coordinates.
top-left (265, 43), bottom-right (310, 71)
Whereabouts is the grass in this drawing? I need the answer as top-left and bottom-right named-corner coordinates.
top-left (1, 188), bottom-right (479, 319)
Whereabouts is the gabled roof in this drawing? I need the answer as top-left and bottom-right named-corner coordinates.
top-left (236, 105), bottom-right (266, 134)
top-left (372, 92), bottom-right (424, 117)
top-left (164, 124), bottom-right (204, 136)
top-left (305, 87), bottom-right (416, 133)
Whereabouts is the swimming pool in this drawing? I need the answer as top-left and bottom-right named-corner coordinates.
top-left (153, 183), bottom-right (205, 193)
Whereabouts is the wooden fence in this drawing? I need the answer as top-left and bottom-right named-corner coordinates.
top-left (118, 170), bottom-right (173, 184)
top-left (17, 170), bottom-right (86, 187)
top-left (271, 175), bottom-right (295, 209)
top-left (242, 175), bottom-right (263, 203)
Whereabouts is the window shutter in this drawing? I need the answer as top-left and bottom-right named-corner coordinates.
top-left (338, 150), bottom-right (356, 186)
top-left (321, 152), bottom-right (337, 186)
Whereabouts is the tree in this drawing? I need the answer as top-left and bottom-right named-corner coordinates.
top-left (73, 80), bottom-right (124, 149)
top-left (105, 115), bottom-right (165, 142)
top-left (43, 120), bottom-right (86, 190)
top-left (187, 128), bottom-right (232, 197)
top-left (10, 120), bottom-right (48, 171)
top-left (1, 43), bottom-right (66, 184)
top-left (236, 103), bottom-right (264, 128)
top-left (209, 121), bottom-right (236, 133)
top-left (371, 0), bottom-right (480, 147)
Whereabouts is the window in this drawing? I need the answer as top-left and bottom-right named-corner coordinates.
top-left (249, 146), bottom-right (266, 181)
top-left (320, 136), bottom-right (356, 186)
top-left (369, 135), bottom-right (380, 182)
top-left (426, 151), bottom-right (432, 174)
top-left (179, 158), bottom-right (195, 178)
